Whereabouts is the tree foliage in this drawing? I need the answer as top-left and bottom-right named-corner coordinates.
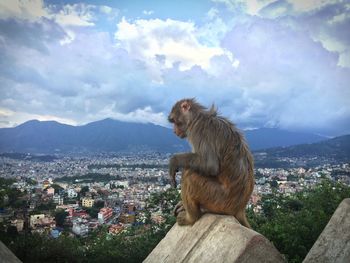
top-left (247, 179), bottom-right (350, 263)
top-left (55, 209), bottom-right (69, 227)
top-left (0, 177), bottom-right (23, 208)
top-left (80, 186), bottom-right (89, 197)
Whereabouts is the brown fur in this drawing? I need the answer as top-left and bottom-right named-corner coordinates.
top-left (168, 98), bottom-right (255, 228)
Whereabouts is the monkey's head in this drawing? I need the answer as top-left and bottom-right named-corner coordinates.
top-left (168, 98), bottom-right (200, 139)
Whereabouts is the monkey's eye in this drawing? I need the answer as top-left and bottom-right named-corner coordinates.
top-left (168, 117), bottom-right (174, 123)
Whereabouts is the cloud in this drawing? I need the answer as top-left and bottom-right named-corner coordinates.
top-left (254, 0), bottom-right (350, 68)
top-left (212, 0), bottom-right (279, 16)
top-left (221, 16), bottom-right (350, 134)
top-left (0, 0), bottom-right (49, 21)
top-left (287, 0), bottom-right (338, 13)
top-left (0, 0), bottom-right (349, 136)
top-left (0, 1), bottom-right (97, 28)
top-left (51, 4), bottom-right (96, 27)
top-left (100, 5), bottom-right (113, 15)
top-left (114, 17), bottom-right (235, 72)
top-left (0, 17), bottom-right (66, 53)
top-left (143, 10), bottom-right (154, 16)
top-left (89, 105), bottom-right (168, 126)
top-left (0, 107), bottom-right (77, 127)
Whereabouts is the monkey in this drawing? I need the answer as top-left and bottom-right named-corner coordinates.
top-left (168, 98), bottom-right (254, 228)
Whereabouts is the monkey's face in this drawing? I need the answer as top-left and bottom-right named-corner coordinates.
top-left (168, 99), bottom-right (192, 139)
top-left (173, 122), bottom-right (187, 138)
top-left (168, 114), bottom-right (187, 139)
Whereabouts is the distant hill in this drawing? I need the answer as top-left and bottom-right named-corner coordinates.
top-left (0, 119), bottom-right (328, 154)
top-left (261, 135), bottom-right (350, 159)
top-left (0, 119), bottom-right (188, 154)
top-left (244, 128), bottom-right (326, 150)
top-left (254, 135), bottom-right (350, 167)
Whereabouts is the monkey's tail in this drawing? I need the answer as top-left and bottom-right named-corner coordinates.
top-left (236, 211), bottom-right (251, 229)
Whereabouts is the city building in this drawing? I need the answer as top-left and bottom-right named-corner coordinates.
top-left (42, 180), bottom-right (50, 189)
top-left (122, 203), bottom-right (136, 214)
top-left (30, 214), bottom-right (55, 229)
top-left (53, 194), bottom-right (64, 205)
top-left (46, 187), bottom-right (55, 195)
top-left (50, 229), bottom-right (61, 238)
top-left (67, 188), bottom-right (78, 198)
top-left (117, 181), bottom-right (129, 188)
top-left (98, 207), bottom-right (114, 224)
top-left (72, 218), bottom-right (88, 236)
top-left (56, 204), bottom-right (79, 211)
top-left (119, 213), bottom-right (135, 224)
top-left (10, 219), bottom-right (24, 232)
top-left (30, 214), bottom-right (45, 228)
top-left (68, 208), bottom-right (88, 218)
top-left (109, 224), bottom-right (124, 235)
top-left (88, 220), bottom-right (99, 231)
top-left (82, 198), bottom-right (94, 208)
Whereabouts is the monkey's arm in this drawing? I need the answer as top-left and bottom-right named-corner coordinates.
top-left (170, 152), bottom-right (219, 178)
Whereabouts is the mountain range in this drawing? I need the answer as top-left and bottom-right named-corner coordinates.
top-left (0, 118), bottom-right (333, 154)
top-left (253, 134), bottom-right (350, 167)
top-left (261, 134), bottom-right (350, 159)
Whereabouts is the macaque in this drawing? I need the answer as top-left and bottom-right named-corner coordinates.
top-left (168, 98), bottom-right (254, 227)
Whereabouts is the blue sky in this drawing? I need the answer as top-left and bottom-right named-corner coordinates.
top-left (0, 0), bottom-right (349, 136)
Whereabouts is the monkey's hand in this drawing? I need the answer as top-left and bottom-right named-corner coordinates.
top-left (174, 201), bottom-right (185, 217)
top-left (169, 156), bottom-right (179, 187)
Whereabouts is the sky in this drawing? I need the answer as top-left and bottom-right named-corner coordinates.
top-left (0, 0), bottom-right (349, 136)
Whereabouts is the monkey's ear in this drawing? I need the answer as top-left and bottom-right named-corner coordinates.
top-left (180, 101), bottom-right (191, 113)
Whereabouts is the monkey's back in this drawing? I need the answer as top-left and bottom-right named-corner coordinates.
top-left (189, 112), bottom-right (252, 167)
top-left (189, 112), bottom-right (255, 211)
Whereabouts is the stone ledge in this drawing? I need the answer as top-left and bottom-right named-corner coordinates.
top-left (144, 214), bottom-right (285, 263)
top-left (0, 241), bottom-right (22, 263)
top-left (303, 198), bottom-right (350, 263)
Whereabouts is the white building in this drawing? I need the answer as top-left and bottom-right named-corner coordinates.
top-left (117, 181), bottom-right (129, 188)
top-left (72, 218), bottom-right (88, 237)
top-left (67, 189), bottom-right (78, 198)
top-left (53, 194), bottom-right (64, 205)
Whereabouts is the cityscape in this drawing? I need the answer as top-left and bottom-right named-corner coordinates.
top-left (1, 0), bottom-right (349, 261)
top-left (1, 152), bottom-right (349, 239)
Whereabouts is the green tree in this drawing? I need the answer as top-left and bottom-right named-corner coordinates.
top-left (84, 207), bottom-right (98, 218)
top-left (269, 179), bottom-right (279, 189)
top-left (26, 178), bottom-right (37, 185)
top-left (94, 200), bottom-right (104, 209)
top-left (55, 209), bottom-right (68, 227)
top-left (248, 179), bottom-right (350, 263)
top-left (80, 186), bottom-right (89, 197)
top-left (147, 187), bottom-right (180, 215)
top-left (9, 233), bottom-right (84, 263)
top-left (35, 200), bottom-right (56, 212)
top-left (6, 225), bottom-right (18, 239)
